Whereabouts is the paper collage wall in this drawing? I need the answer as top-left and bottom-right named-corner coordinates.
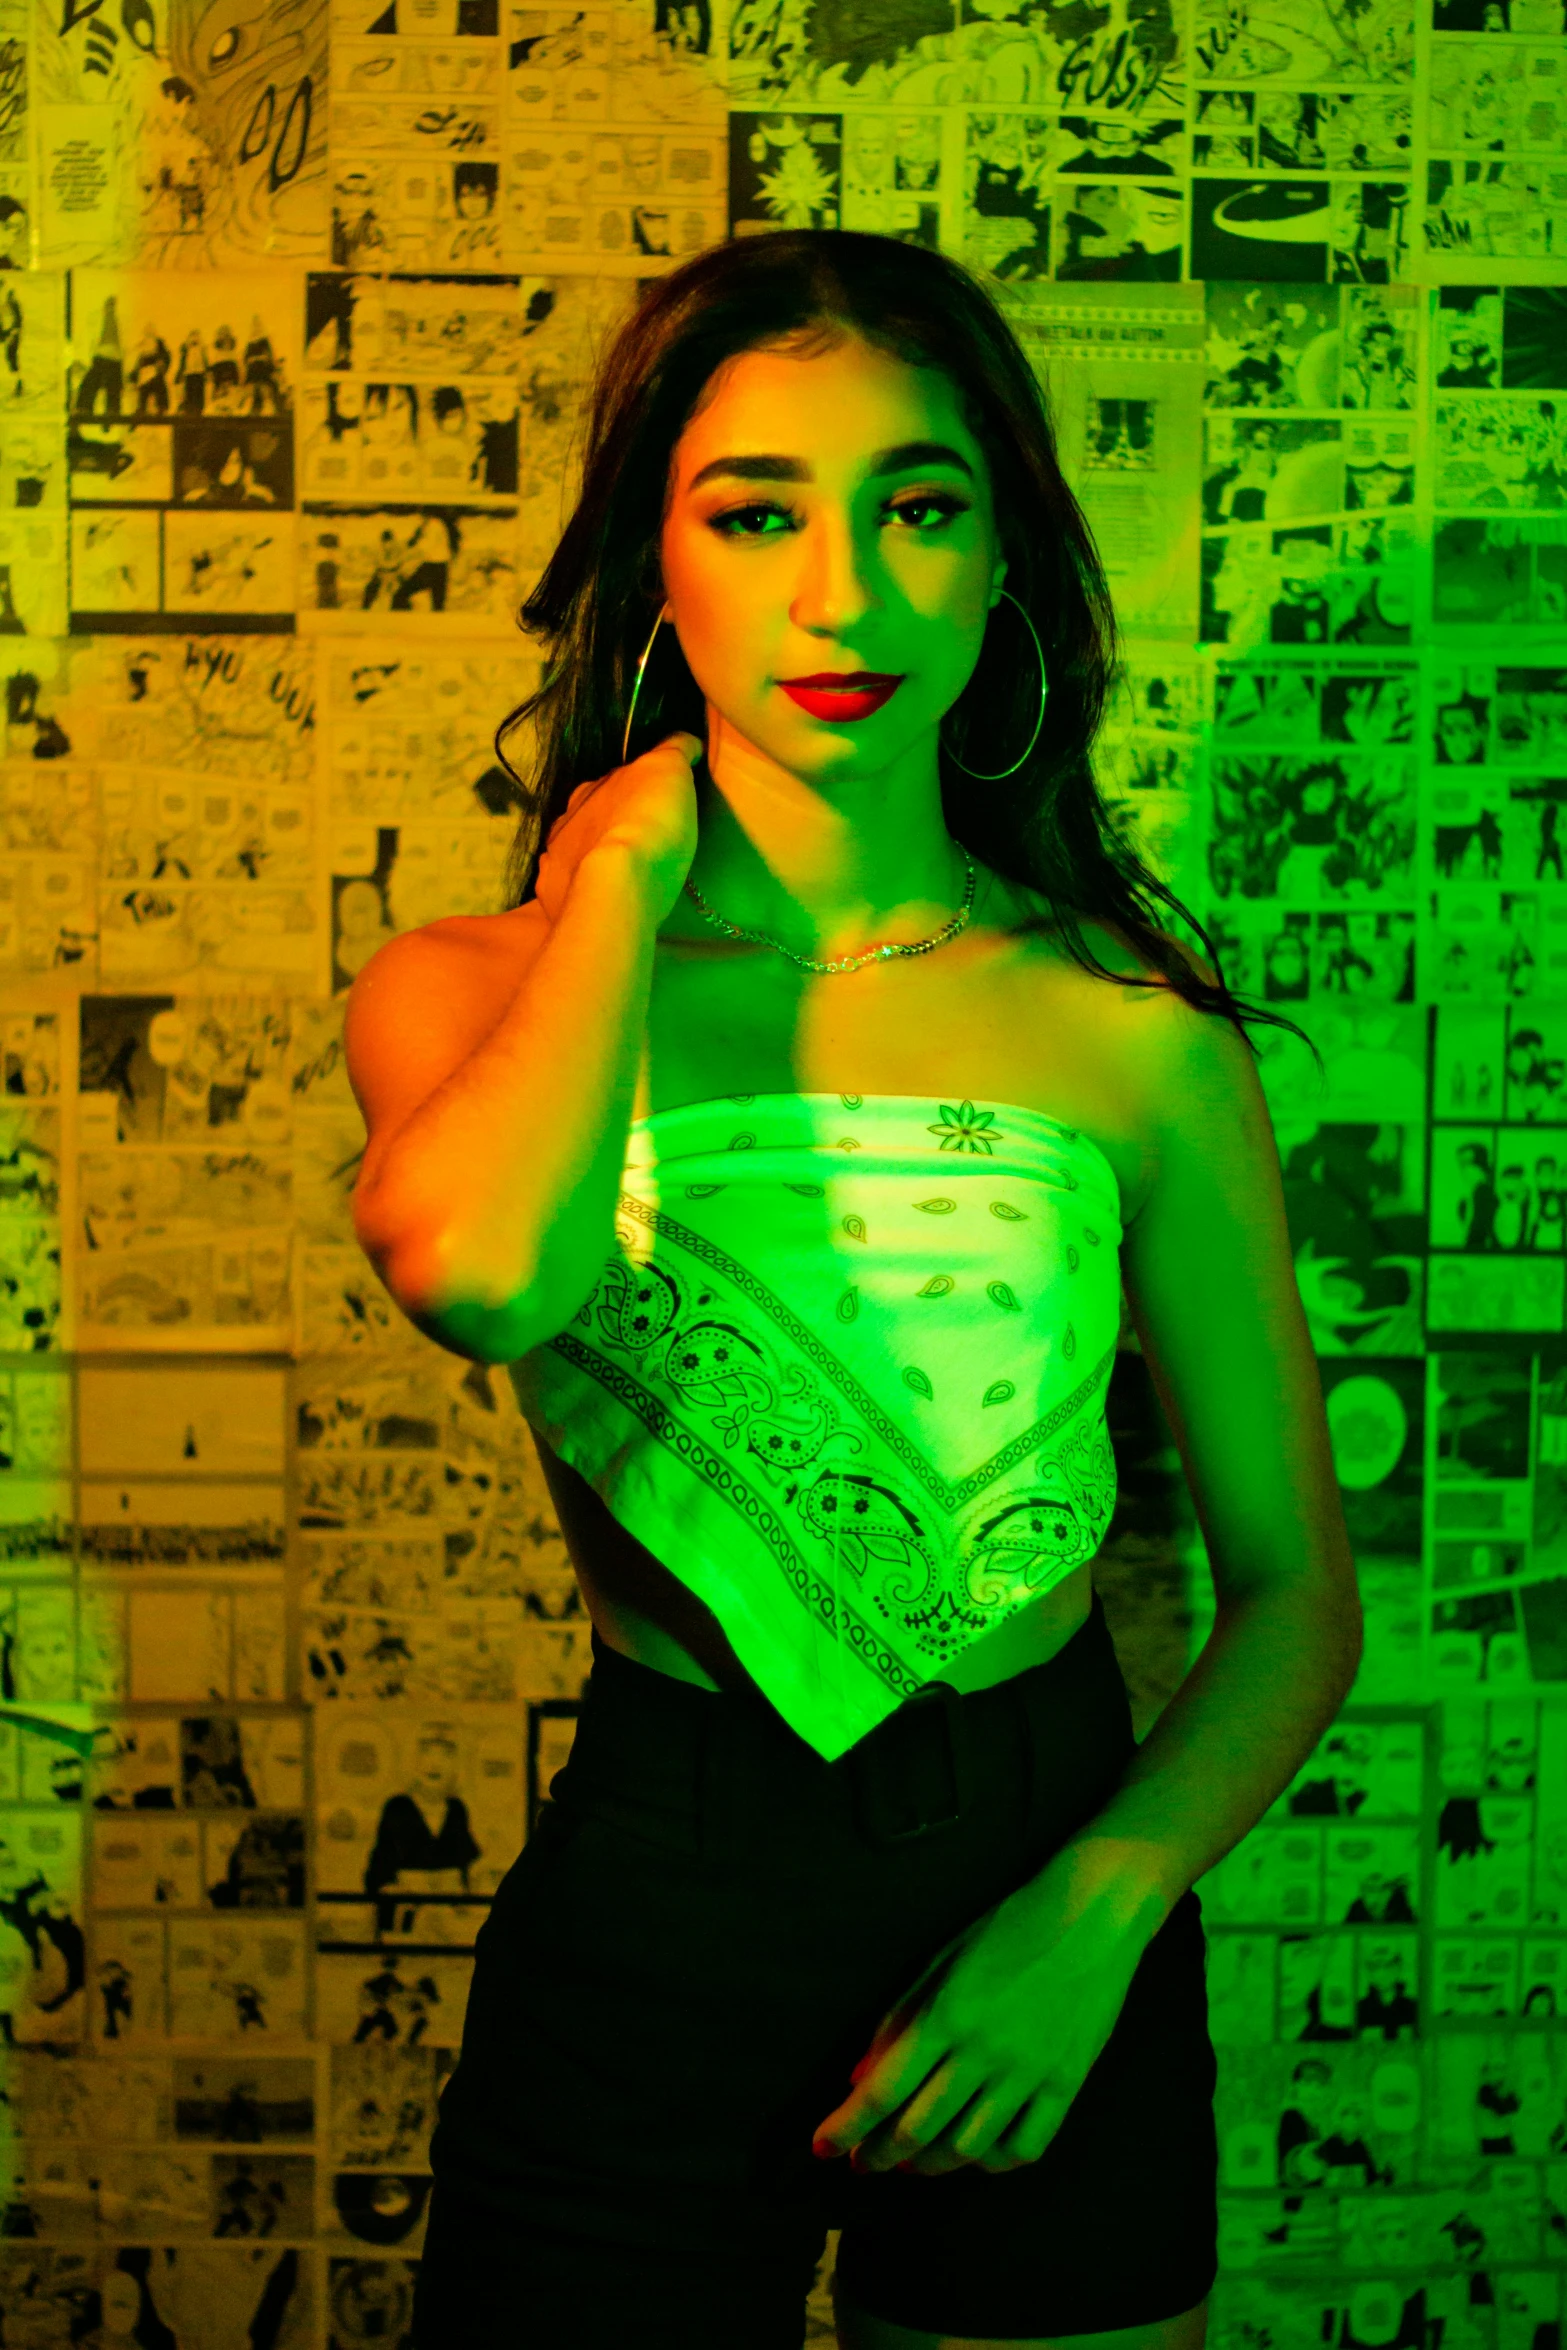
top-left (0, 0), bottom-right (1563, 2341)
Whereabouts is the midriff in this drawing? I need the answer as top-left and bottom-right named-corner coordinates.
top-left (533, 1430), bottom-right (1093, 1702)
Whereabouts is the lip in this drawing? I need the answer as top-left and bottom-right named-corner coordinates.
top-left (779, 676), bottom-right (905, 722)
top-left (779, 673), bottom-right (905, 687)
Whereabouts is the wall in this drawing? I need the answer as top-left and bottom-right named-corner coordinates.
top-left (0, 0), bottom-right (1564, 2342)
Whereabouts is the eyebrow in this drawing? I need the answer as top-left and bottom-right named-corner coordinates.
top-left (684, 439), bottom-right (977, 493)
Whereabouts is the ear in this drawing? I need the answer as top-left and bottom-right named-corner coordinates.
top-left (990, 556), bottom-right (1008, 606)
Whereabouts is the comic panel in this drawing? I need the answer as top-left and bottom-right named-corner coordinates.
top-left (26, 634), bottom-right (317, 783)
top-left (173, 2054), bottom-right (317, 2141)
top-left (1271, 1120), bottom-right (1426, 1356)
top-left (332, 0), bottom-right (728, 275)
top-left (0, 508), bottom-right (67, 634)
top-left (1212, 283), bottom-right (1353, 408)
top-left (299, 503), bottom-right (518, 635)
top-left (1254, 88), bottom-right (1413, 172)
top-left (0, 1582), bottom-right (80, 1706)
top-left (0, 1084), bottom-right (62, 1349)
top-left (1436, 394), bottom-right (1567, 517)
top-left (1053, 179), bottom-right (1185, 283)
top-left (329, 2042), bottom-right (448, 2167)
top-left (327, 819), bottom-right (509, 993)
top-left (1428, 1362), bottom-right (1566, 1681)
top-left (962, 112), bottom-right (1054, 292)
top-left (0, 1808), bottom-right (85, 2043)
top-left (298, 379), bottom-right (520, 507)
top-left (314, 1948), bottom-right (471, 2048)
top-left (304, 270), bottom-right (542, 377)
top-left (1433, 1006), bottom-right (1567, 1128)
top-left (72, 1585), bottom-right (286, 1708)
top-left (1208, 746), bottom-right (1418, 906)
top-left (839, 110), bottom-right (945, 248)
top-left (328, 2255), bottom-right (419, 2350)
top-left (78, 1001), bottom-right (297, 1153)
top-left (1430, 2031), bottom-right (1567, 2163)
top-left (1427, 684), bottom-right (1567, 896)
top-left (78, 1362), bottom-right (287, 1478)
top-left (1426, 158), bottom-right (1567, 276)
top-left (1430, 1124), bottom-right (1567, 1252)
top-left (88, 813), bottom-right (319, 991)
top-left (1194, 0), bottom-right (1416, 81)
top-left (1424, 885), bottom-right (1567, 1011)
top-left (0, 1350), bottom-right (72, 1489)
top-left (34, 0), bottom-right (328, 268)
top-left (314, 1708), bottom-right (524, 1904)
top-left (0, 850), bottom-right (96, 983)
top-left (1215, 2040), bottom-right (1423, 2194)
top-left (0, 408), bottom-right (66, 529)
top-left (1011, 289), bottom-right (1206, 638)
top-left (727, 0), bottom-right (1183, 117)
top-left (0, 2245), bottom-right (314, 2340)
top-left (1202, 514), bottom-right (1417, 649)
top-left (65, 271), bottom-right (300, 632)
top-left (1467, 663), bottom-right (1567, 862)
top-left (76, 998), bottom-right (297, 1342)
top-left (502, 123), bottom-right (727, 272)
top-left (69, 507), bottom-right (299, 635)
top-left (1211, 2276), bottom-right (1557, 2344)
top-left (1208, 1922), bottom-right (1423, 2047)
top-left (164, 1917), bottom-right (307, 2040)
top-left (74, 1153), bottom-right (293, 1352)
top-left (319, 641), bottom-right (539, 824)
top-left (1437, 29), bottom-right (1558, 166)
top-left (295, 1351), bottom-right (580, 1619)
top-left (1320, 1359), bottom-right (1427, 1565)
top-left (325, 2165), bottom-right (431, 2253)
top-left (1190, 178), bottom-right (1411, 285)
top-left (0, 270), bottom-right (66, 408)
top-left (332, 147), bottom-right (505, 276)
top-left (91, 1712), bottom-right (304, 1814)
top-left (1093, 644), bottom-right (1210, 899)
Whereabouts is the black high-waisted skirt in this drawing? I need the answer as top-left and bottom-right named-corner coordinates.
top-left (415, 1593), bottom-right (1217, 2347)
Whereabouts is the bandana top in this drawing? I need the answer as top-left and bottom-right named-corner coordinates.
top-left (508, 1093), bottom-right (1123, 1762)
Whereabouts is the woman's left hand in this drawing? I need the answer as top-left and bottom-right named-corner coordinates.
top-left (811, 1838), bottom-right (1172, 2175)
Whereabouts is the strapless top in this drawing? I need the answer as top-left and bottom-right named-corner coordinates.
top-left (507, 1093), bottom-right (1123, 1761)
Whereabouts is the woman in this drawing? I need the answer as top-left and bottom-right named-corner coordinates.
top-left (345, 230), bottom-right (1360, 2350)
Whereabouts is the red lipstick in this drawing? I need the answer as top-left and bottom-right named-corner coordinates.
top-left (778, 673), bottom-right (904, 722)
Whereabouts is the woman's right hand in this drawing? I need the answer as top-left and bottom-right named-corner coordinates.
top-left (534, 731), bottom-right (703, 928)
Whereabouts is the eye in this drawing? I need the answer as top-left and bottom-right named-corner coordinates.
top-left (706, 492), bottom-right (971, 539)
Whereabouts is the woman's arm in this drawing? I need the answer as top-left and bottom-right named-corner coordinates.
top-left (811, 956), bottom-right (1362, 2178)
top-left (1062, 975), bottom-right (1362, 1924)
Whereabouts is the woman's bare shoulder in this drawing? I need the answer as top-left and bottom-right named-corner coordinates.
top-left (353, 903), bottom-right (546, 993)
top-left (344, 903), bottom-right (547, 1063)
top-left (991, 874), bottom-right (1252, 1122)
top-left (988, 869), bottom-right (1210, 993)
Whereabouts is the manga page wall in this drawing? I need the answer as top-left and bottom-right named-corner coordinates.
top-left (0, 0), bottom-right (1563, 2342)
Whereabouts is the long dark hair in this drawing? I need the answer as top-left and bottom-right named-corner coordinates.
top-left (493, 228), bottom-right (1309, 1057)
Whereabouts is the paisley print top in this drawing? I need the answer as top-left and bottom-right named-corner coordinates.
top-left (507, 1093), bottom-right (1123, 1763)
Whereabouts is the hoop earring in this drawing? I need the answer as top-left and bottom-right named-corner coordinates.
top-left (622, 598), bottom-right (671, 765)
top-left (621, 591), bottom-right (1047, 777)
top-left (940, 586), bottom-right (1048, 780)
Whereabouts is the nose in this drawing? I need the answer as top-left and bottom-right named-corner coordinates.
top-left (788, 507), bottom-right (881, 636)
